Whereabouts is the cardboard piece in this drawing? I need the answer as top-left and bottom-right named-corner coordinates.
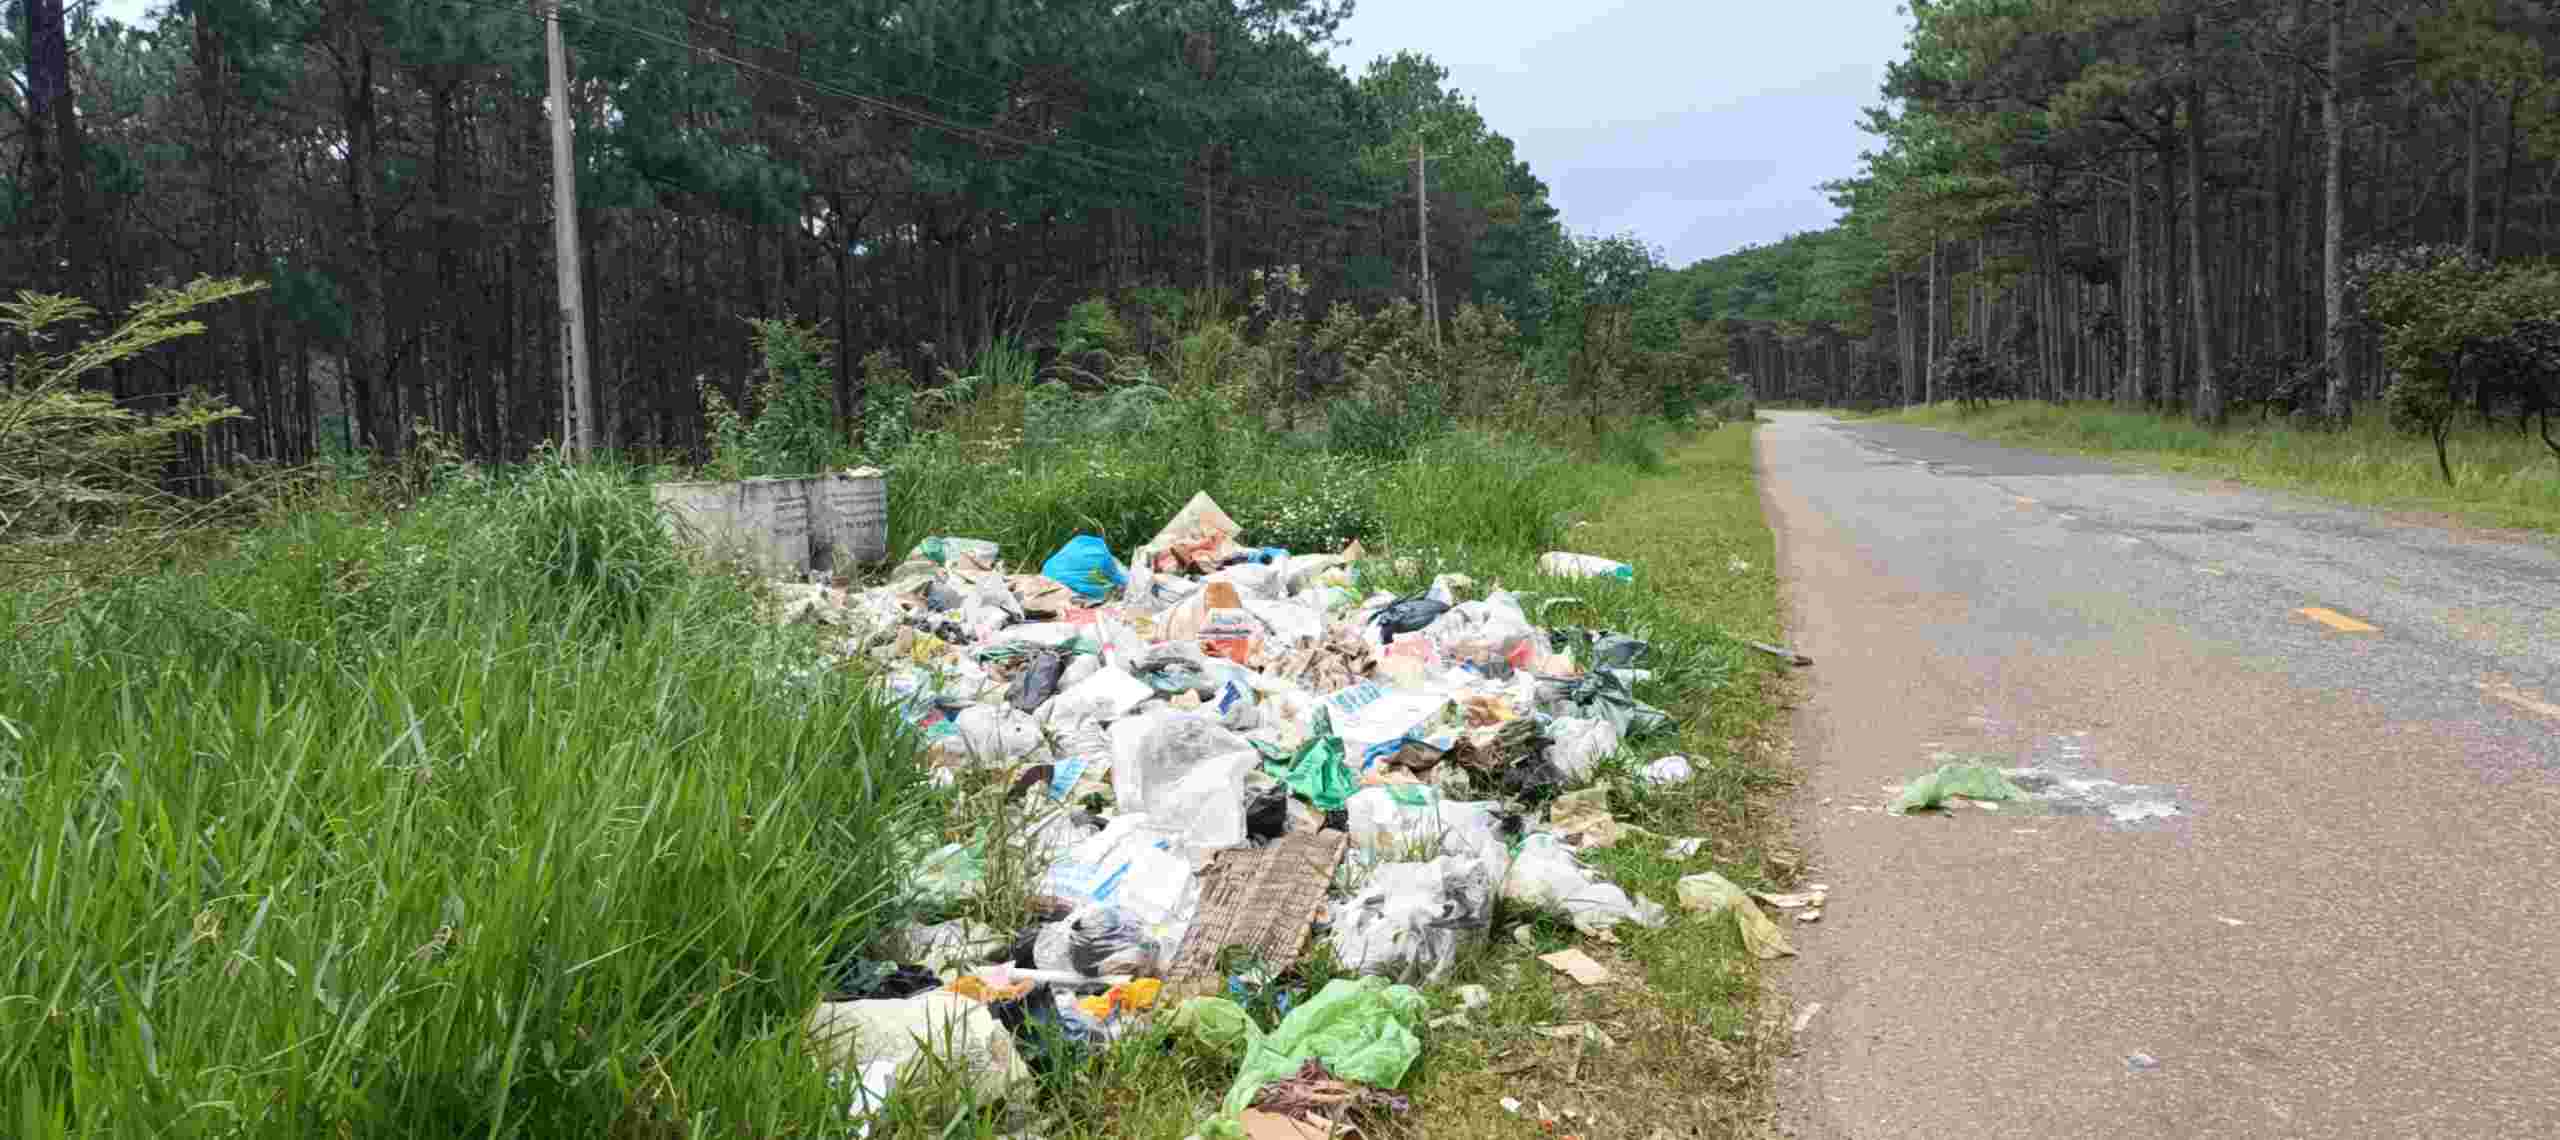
top-left (1537, 947), bottom-right (1612, 986)
top-left (1166, 829), bottom-right (1351, 993)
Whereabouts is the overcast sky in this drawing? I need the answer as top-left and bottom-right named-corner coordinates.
top-left (93, 0), bottom-right (1911, 268)
top-left (1331, 1), bottom-right (1913, 266)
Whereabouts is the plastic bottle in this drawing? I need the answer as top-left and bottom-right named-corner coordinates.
top-left (1536, 551), bottom-right (1635, 581)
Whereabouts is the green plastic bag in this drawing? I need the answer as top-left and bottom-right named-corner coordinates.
top-left (1190, 977), bottom-right (1428, 1137)
top-left (1263, 707), bottom-right (1356, 812)
top-left (1890, 761), bottom-right (2026, 813)
top-left (1170, 996), bottom-right (1256, 1057)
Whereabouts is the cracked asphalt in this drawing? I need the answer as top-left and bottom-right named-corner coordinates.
top-left (1758, 411), bottom-right (2560, 1139)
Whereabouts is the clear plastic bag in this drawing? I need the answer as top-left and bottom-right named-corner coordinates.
top-left (1328, 856), bottom-right (1496, 984)
top-left (1032, 903), bottom-right (1167, 977)
top-left (1502, 832), bottom-right (1669, 937)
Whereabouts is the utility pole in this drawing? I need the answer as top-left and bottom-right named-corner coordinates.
top-left (1415, 142), bottom-right (1440, 347)
top-left (545, 0), bottom-right (595, 459)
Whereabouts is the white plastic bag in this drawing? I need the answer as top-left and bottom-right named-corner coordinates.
top-left (1108, 713), bottom-right (1250, 814)
top-left (935, 705), bottom-right (1051, 767)
top-left (1243, 597), bottom-right (1328, 652)
top-left (1502, 832), bottom-right (1668, 937)
top-left (1041, 665), bottom-right (1154, 728)
top-left (1547, 716), bottom-right (1621, 783)
top-left (1343, 787), bottom-right (1513, 888)
top-left (1642, 755), bottom-right (1695, 785)
top-left (1329, 855), bottom-right (1496, 985)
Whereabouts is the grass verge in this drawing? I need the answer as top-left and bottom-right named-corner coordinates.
top-left (3, 461), bottom-right (933, 1138)
top-left (1880, 400), bottom-right (2560, 534)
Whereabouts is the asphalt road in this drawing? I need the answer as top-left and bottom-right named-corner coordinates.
top-left (1758, 411), bottom-right (2560, 1140)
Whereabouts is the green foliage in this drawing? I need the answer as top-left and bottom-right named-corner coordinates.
top-left (1220, 457), bottom-right (1381, 554)
top-left (1932, 340), bottom-right (2007, 410)
top-left (0, 276), bottom-right (264, 627)
top-left (704, 317), bottom-right (847, 479)
top-left (1057, 294), bottom-right (1133, 359)
top-left (1, 477), bottom-right (932, 1136)
top-left (2352, 245), bottom-right (2560, 483)
top-left (857, 348), bottom-right (920, 459)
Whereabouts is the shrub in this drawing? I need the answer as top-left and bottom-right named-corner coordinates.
top-left (1056, 294), bottom-right (1132, 359)
top-left (0, 275), bottom-right (264, 630)
top-left (704, 316), bottom-right (846, 479)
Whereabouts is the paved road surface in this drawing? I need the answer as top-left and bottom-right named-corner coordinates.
top-left (1759, 411), bottom-right (2560, 1140)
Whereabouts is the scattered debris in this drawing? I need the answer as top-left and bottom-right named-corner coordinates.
top-left (1790, 1001), bottom-right (1823, 1034)
top-left (2127, 1052), bottom-right (2162, 1073)
top-left (1534, 1021), bottom-right (1617, 1049)
top-left (805, 991), bottom-right (1034, 1104)
top-left (1641, 754), bottom-right (1696, 785)
top-left (1677, 872), bottom-right (1796, 960)
top-left (1744, 639), bottom-right (1814, 667)
top-left (1238, 1108), bottom-right (1336, 1140)
top-left (1456, 984), bottom-right (1491, 1010)
top-left (1750, 888), bottom-right (1827, 911)
top-left (1663, 836), bottom-right (1707, 859)
top-left (1537, 948), bottom-right (1613, 986)
top-left (1889, 761), bottom-right (2026, 814)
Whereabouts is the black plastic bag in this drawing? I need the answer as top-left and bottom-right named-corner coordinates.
top-left (829, 958), bottom-right (942, 1000)
top-left (1244, 782), bottom-right (1291, 843)
top-left (1370, 594), bottom-right (1451, 645)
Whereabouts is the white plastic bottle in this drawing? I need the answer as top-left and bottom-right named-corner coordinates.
top-left (1537, 551), bottom-right (1635, 581)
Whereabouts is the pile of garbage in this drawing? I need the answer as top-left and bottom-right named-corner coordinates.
top-left (782, 491), bottom-right (1695, 1136)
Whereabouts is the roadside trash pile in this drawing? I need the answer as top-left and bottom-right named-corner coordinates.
top-left (774, 491), bottom-right (1720, 1137)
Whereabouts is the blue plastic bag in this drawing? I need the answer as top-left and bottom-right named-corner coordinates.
top-left (1041, 534), bottom-right (1129, 601)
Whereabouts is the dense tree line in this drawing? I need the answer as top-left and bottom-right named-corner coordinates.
top-left (3, 0), bottom-right (1584, 464)
top-left (1683, 0), bottom-right (2560, 428)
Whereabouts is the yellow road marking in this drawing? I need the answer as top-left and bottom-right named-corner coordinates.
top-left (2297, 606), bottom-right (2377, 633)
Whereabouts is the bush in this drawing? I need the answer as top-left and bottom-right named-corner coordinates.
top-left (1056, 294), bottom-right (1132, 359)
top-left (704, 316), bottom-right (847, 478)
top-left (0, 276), bottom-right (263, 628)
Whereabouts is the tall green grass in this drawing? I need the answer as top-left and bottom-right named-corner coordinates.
top-left (1892, 400), bottom-right (2560, 531)
top-left (2, 463), bottom-right (931, 1137)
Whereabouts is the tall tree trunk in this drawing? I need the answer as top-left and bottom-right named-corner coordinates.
top-left (2187, 83), bottom-right (2222, 425)
top-left (2155, 134), bottom-right (2179, 408)
top-left (340, 33), bottom-right (390, 453)
top-left (2125, 150), bottom-right (2149, 406)
top-left (2270, 2), bottom-right (2301, 360)
top-left (1927, 235), bottom-right (1944, 402)
top-left (2464, 90), bottom-right (2483, 252)
top-left (2491, 83), bottom-right (2518, 262)
top-left (2322, 0), bottom-right (2354, 424)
